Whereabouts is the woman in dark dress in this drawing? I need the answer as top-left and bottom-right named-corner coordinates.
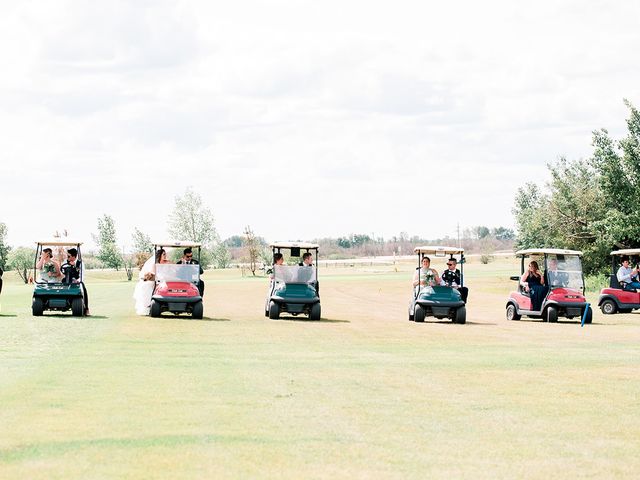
top-left (521, 260), bottom-right (547, 311)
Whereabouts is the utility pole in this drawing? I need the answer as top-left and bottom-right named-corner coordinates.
top-left (457, 223), bottom-right (461, 248)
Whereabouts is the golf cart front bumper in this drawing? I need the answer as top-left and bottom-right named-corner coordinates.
top-left (152, 295), bottom-right (202, 312)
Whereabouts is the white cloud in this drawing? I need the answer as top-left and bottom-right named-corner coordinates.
top-left (1, 0), bottom-right (640, 249)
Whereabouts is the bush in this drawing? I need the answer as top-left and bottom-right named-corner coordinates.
top-left (480, 254), bottom-right (493, 264)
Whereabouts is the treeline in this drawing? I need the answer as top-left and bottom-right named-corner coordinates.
top-left (513, 99), bottom-right (640, 274)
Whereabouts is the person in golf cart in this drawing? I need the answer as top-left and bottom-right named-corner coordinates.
top-left (61, 247), bottom-right (90, 315)
top-left (441, 258), bottom-right (468, 302)
top-left (36, 248), bottom-right (62, 283)
top-left (616, 257), bottom-right (640, 291)
top-left (412, 256), bottom-right (441, 289)
top-left (177, 247), bottom-right (205, 296)
top-left (520, 260), bottom-right (547, 311)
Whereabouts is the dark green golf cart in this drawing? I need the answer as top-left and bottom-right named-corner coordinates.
top-left (32, 240), bottom-right (87, 317)
top-left (265, 242), bottom-right (320, 320)
top-left (408, 246), bottom-right (467, 324)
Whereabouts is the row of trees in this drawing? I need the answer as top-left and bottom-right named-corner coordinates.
top-left (514, 100), bottom-right (640, 274)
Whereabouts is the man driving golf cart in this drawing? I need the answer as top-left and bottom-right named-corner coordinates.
top-left (598, 249), bottom-right (640, 314)
top-left (32, 240), bottom-right (88, 317)
top-left (409, 246), bottom-right (467, 324)
top-left (265, 242), bottom-right (320, 320)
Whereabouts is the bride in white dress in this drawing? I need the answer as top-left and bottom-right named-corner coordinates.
top-left (133, 249), bottom-right (167, 315)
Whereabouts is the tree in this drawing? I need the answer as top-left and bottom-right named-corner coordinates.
top-left (473, 226), bottom-right (491, 239)
top-left (0, 222), bottom-right (10, 270)
top-left (244, 225), bottom-right (259, 276)
top-left (168, 188), bottom-right (218, 245)
top-left (211, 243), bottom-right (231, 269)
top-left (131, 228), bottom-right (153, 255)
top-left (8, 247), bottom-right (35, 284)
top-left (93, 214), bottom-right (123, 270)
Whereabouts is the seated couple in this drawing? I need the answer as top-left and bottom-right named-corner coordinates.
top-left (413, 256), bottom-right (468, 302)
top-left (133, 248), bottom-right (204, 315)
top-left (617, 258), bottom-right (640, 291)
top-left (36, 247), bottom-right (89, 314)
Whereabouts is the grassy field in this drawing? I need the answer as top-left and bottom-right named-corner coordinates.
top-left (1, 256), bottom-right (639, 479)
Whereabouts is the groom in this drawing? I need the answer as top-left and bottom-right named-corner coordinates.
top-left (177, 247), bottom-right (205, 297)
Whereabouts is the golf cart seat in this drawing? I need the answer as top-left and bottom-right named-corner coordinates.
top-left (609, 274), bottom-right (622, 289)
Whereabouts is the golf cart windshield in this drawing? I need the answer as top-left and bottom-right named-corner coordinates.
top-left (546, 254), bottom-right (584, 289)
top-left (274, 265), bottom-right (316, 284)
top-left (155, 264), bottom-right (200, 284)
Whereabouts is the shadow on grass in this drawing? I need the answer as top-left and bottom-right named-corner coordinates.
top-left (30, 314), bottom-right (109, 320)
top-left (271, 316), bottom-right (350, 323)
top-left (512, 318), bottom-right (601, 326)
top-left (0, 313), bottom-right (18, 317)
top-left (153, 315), bottom-right (230, 322)
top-left (414, 320), bottom-right (497, 326)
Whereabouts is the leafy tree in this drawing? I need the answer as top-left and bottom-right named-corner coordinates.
top-left (223, 235), bottom-right (244, 248)
top-left (168, 188), bottom-right (219, 245)
top-left (473, 226), bottom-right (491, 239)
top-left (0, 222), bottom-right (10, 270)
top-left (131, 228), bottom-right (153, 254)
top-left (492, 227), bottom-right (515, 241)
top-left (93, 214), bottom-right (123, 270)
top-left (211, 243), bottom-right (231, 269)
top-left (8, 247), bottom-right (35, 284)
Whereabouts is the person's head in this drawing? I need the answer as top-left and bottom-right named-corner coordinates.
top-left (155, 248), bottom-right (166, 263)
top-left (622, 258), bottom-right (630, 267)
top-left (548, 258), bottom-right (558, 270)
top-left (274, 253), bottom-right (284, 265)
top-left (42, 248), bottom-right (53, 259)
top-left (529, 260), bottom-right (540, 272)
top-left (302, 252), bottom-right (313, 265)
top-left (67, 248), bottom-right (78, 262)
top-left (421, 256), bottom-right (431, 268)
top-left (446, 258), bottom-right (457, 270)
top-left (183, 247), bottom-right (193, 261)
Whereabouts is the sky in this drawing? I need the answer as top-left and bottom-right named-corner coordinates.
top-left (1, 0), bottom-right (639, 249)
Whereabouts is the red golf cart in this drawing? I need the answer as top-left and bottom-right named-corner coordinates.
top-left (598, 249), bottom-right (640, 315)
top-left (506, 248), bottom-right (592, 323)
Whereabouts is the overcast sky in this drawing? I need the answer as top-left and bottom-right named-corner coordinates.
top-left (2, 1), bottom-right (639, 249)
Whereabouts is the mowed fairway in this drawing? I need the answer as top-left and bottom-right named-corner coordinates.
top-left (1, 257), bottom-right (639, 479)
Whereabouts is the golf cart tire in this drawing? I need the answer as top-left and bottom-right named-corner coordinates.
top-left (71, 298), bottom-right (84, 317)
top-left (309, 302), bottom-right (321, 320)
top-left (454, 306), bottom-right (466, 324)
top-left (506, 304), bottom-right (520, 321)
top-left (150, 300), bottom-right (161, 318)
top-left (268, 301), bottom-right (280, 320)
top-left (32, 298), bottom-right (44, 316)
top-left (414, 304), bottom-right (426, 323)
top-left (600, 299), bottom-right (617, 315)
top-left (583, 306), bottom-right (593, 324)
top-left (192, 301), bottom-right (203, 319)
top-left (545, 305), bottom-right (558, 323)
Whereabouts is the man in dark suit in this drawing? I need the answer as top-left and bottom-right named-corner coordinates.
top-left (61, 248), bottom-right (90, 315)
top-left (441, 258), bottom-right (468, 303)
top-left (177, 247), bottom-right (205, 296)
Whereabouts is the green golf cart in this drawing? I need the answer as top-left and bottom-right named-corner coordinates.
top-left (265, 242), bottom-right (321, 320)
top-left (408, 246), bottom-right (467, 324)
top-left (32, 240), bottom-right (87, 317)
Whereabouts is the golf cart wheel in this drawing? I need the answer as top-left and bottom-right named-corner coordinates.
top-left (71, 298), bottom-right (84, 317)
top-left (414, 304), bottom-right (426, 323)
top-left (150, 300), bottom-right (161, 318)
top-left (600, 299), bottom-right (617, 315)
top-left (583, 306), bottom-right (593, 324)
top-left (268, 301), bottom-right (280, 320)
top-left (544, 305), bottom-right (558, 323)
top-left (192, 301), bottom-right (203, 320)
top-left (506, 304), bottom-right (520, 321)
top-left (454, 306), bottom-right (466, 324)
top-left (309, 302), bottom-right (321, 320)
top-left (32, 298), bottom-right (44, 316)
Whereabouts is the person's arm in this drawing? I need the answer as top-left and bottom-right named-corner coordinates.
top-left (412, 269), bottom-right (419, 287)
top-left (520, 272), bottom-right (529, 291)
top-left (539, 271), bottom-right (545, 286)
top-left (617, 267), bottom-right (631, 283)
top-left (36, 255), bottom-right (46, 269)
top-left (52, 260), bottom-right (63, 279)
top-left (431, 269), bottom-right (440, 285)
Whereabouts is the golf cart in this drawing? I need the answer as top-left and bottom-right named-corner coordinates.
top-left (32, 240), bottom-right (87, 316)
top-left (408, 246), bottom-right (467, 324)
top-left (598, 249), bottom-right (640, 314)
top-left (149, 241), bottom-right (203, 319)
top-left (506, 248), bottom-right (592, 323)
top-left (265, 242), bottom-right (321, 320)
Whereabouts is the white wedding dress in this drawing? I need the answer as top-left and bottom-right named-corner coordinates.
top-left (133, 255), bottom-right (156, 315)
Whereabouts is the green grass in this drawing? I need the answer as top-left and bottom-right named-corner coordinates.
top-left (0, 261), bottom-right (639, 479)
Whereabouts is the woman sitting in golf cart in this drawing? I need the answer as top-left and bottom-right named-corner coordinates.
top-left (133, 248), bottom-right (170, 315)
top-left (520, 260), bottom-right (547, 311)
top-left (36, 248), bottom-right (62, 283)
top-left (412, 256), bottom-right (441, 289)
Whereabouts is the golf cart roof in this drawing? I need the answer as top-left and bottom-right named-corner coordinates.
top-left (610, 249), bottom-right (640, 256)
top-left (36, 240), bottom-right (83, 246)
top-left (153, 241), bottom-right (202, 248)
top-left (414, 246), bottom-right (464, 255)
top-left (515, 248), bottom-right (583, 257)
top-left (270, 241), bottom-right (319, 249)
